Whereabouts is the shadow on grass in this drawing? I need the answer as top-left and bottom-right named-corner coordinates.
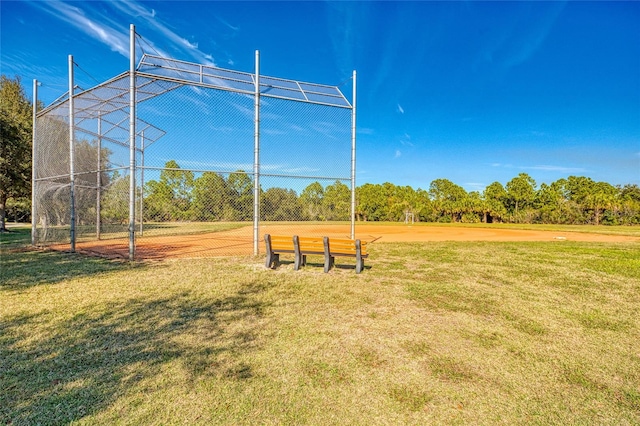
top-left (0, 227), bottom-right (31, 249)
top-left (0, 250), bottom-right (132, 291)
top-left (1, 282), bottom-right (268, 425)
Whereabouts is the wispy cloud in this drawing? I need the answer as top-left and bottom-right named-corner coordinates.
top-left (400, 133), bottom-right (413, 147)
top-left (491, 162), bottom-right (587, 174)
top-left (395, 150), bottom-right (402, 158)
top-left (31, 1), bottom-right (129, 55)
top-left (397, 104), bottom-right (404, 114)
top-left (357, 127), bottom-right (374, 135)
top-left (523, 165), bottom-right (588, 173)
top-left (280, 166), bottom-right (321, 174)
top-left (477, 2), bottom-right (566, 71)
top-left (465, 182), bottom-right (486, 192)
top-left (29, 0), bottom-right (216, 66)
top-left (216, 16), bottom-right (240, 32)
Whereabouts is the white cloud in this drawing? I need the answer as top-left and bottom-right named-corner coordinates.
top-left (491, 162), bottom-right (588, 173)
top-left (357, 127), bottom-right (374, 135)
top-left (400, 134), bottom-right (414, 147)
top-left (397, 104), bottom-right (404, 114)
top-left (32, 1), bottom-right (129, 56)
top-left (31, 0), bottom-right (216, 66)
top-left (216, 16), bottom-right (240, 32)
top-left (524, 165), bottom-right (588, 173)
top-left (465, 182), bottom-right (486, 192)
top-left (395, 150), bottom-right (402, 158)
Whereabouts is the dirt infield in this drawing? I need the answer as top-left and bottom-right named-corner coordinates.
top-left (55, 224), bottom-right (639, 260)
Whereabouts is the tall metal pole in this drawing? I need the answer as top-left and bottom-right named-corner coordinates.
top-left (253, 50), bottom-right (260, 256)
top-left (96, 115), bottom-right (102, 239)
top-left (139, 131), bottom-right (145, 236)
top-left (69, 55), bottom-right (76, 252)
top-left (350, 70), bottom-right (357, 240)
top-left (128, 24), bottom-right (136, 260)
top-left (31, 79), bottom-right (38, 246)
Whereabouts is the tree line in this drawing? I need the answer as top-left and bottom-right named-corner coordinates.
top-left (132, 161), bottom-right (640, 226)
top-left (120, 160), bottom-right (353, 223)
top-left (2, 74), bottom-right (639, 229)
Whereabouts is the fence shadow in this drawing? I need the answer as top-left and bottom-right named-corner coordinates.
top-left (1, 282), bottom-right (269, 425)
top-left (0, 250), bottom-right (131, 291)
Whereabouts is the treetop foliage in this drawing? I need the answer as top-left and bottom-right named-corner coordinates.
top-left (1, 75), bottom-right (34, 230)
top-left (138, 160), bottom-right (639, 226)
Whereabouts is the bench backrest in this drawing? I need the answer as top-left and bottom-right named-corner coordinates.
top-left (326, 238), bottom-right (368, 256)
top-left (266, 234), bottom-right (294, 252)
top-left (294, 236), bottom-right (325, 254)
top-left (266, 234), bottom-right (368, 257)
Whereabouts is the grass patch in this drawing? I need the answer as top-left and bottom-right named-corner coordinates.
top-left (0, 224), bottom-right (31, 249)
top-left (2, 240), bottom-right (639, 424)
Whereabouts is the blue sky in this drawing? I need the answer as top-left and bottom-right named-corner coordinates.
top-left (2, 0), bottom-right (639, 192)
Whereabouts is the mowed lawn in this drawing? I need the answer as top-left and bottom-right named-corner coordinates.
top-left (1, 238), bottom-right (639, 425)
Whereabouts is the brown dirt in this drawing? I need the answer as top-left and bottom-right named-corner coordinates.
top-left (50, 224), bottom-right (639, 261)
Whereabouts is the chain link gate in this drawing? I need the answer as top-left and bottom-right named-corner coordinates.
top-left (33, 26), bottom-right (355, 260)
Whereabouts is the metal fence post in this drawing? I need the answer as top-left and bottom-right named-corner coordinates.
top-left (31, 79), bottom-right (38, 246)
top-left (351, 70), bottom-right (357, 240)
top-left (129, 24), bottom-right (136, 260)
top-left (253, 50), bottom-right (260, 256)
top-left (69, 55), bottom-right (76, 252)
top-left (139, 131), bottom-right (145, 236)
top-left (97, 115), bottom-right (102, 239)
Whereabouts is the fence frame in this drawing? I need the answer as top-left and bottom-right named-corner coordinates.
top-left (33, 24), bottom-right (357, 260)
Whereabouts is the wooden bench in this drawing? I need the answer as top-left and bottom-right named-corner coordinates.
top-left (265, 234), bottom-right (368, 273)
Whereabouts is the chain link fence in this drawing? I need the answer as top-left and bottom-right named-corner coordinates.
top-left (34, 52), bottom-right (354, 259)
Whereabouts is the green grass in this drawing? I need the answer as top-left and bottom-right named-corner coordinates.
top-left (0, 224), bottom-right (31, 249)
top-left (1, 240), bottom-right (640, 425)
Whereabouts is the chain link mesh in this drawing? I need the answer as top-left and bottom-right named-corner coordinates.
top-left (34, 65), bottom-right (353, 258)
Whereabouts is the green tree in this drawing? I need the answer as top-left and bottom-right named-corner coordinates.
top-left (506, 173), bottom-right (536, 221)
top-left (483, 182), bottom-right (508, 223)
top-left (144, 179), bottom-right (173, 221)
top-left (162, 160), bottom-right (194, 220)
top-left (462, 191), bottom-right (483, 223)
top-left (585, 181), bottom-right (617, 225)
top-left (262, 187), bottom-right (302, 221)
top-left (101, 171), bottom-right (129, 224)
top-left (0, 75), bottom-right (33, 231)
top-left (143, 161), bottom-right (194, 221)
top-left (429, 178), bottom-right (467, 222)
top-left (619, 184), bottom-right (640, 225)
top-left (300, 181), bottom-right (325, 220)
top-left (356, 183), bottom-right (387, 221)
top-left (191, 172), bottom-right (233, 221)
top-left (323, 180), bottom-right (350, 221)
top-left (227, 170), bottom-right (253, 221)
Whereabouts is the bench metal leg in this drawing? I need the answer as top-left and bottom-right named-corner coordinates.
top-left (293, 235), bottom-right (302, 270)
top-left (324, 256), bottom-right (334, 273)
top-left (355, 240), bottom-right (364, 274)
top-left (294, 254), bottom-right (307, 270)
top-left (266, 252), bottom-right (279, 269)
top-left (323, 236), bottom-right (333, 273)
